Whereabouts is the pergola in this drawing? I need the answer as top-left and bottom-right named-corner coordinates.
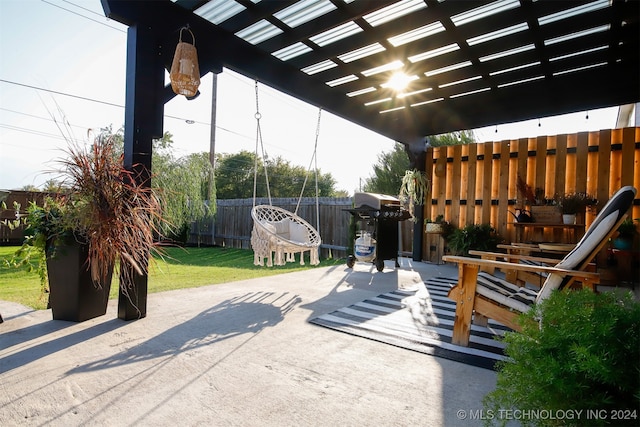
top-left (100, 0), bottom-right (639, 318)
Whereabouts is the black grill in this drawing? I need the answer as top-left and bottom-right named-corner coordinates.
top-left (345, 193), bottom-right (412, 272)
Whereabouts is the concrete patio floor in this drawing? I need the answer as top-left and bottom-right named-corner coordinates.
top-left (0, 258), bottom-right (499, 426)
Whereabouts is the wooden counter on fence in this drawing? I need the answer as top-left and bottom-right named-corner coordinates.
top-left (510, 222), bottom-right (586, 244)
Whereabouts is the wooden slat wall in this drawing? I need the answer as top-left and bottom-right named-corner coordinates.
top-left (423, 127), bottom-right (640, 263)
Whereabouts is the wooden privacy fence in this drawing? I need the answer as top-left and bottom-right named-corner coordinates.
top-left (205, 197), bottom-right (353, 258)
top-left (423, 127), bottom-right (640, 263)
top-left (0, 191), bottom-right (51, 244)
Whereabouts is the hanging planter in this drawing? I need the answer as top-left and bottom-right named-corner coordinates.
top-left (170, 27), bottom-right (200, 97)
top-left (399, 169), bottom-right (429, 221)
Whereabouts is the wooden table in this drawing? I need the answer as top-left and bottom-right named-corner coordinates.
top-left (496, 242), bottom-right (595, 288)
top-left (497, 243), bottom-right (575, 257)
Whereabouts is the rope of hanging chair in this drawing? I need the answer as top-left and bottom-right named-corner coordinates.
top-left (252, 81), bottom-right (321, 216)
top-left (253, 80), bottom-right (271, 207)
top-left (294, 108), bottom-right (322, 238)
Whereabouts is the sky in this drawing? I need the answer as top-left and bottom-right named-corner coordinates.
top-left (0, 0), bottom-right (620, 195)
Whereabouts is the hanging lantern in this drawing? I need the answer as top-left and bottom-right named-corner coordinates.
top-left (170, 27), bottom-right (200, 97)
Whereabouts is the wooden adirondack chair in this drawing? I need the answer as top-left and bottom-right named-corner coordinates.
top-left (442, 186), bottom-right (637, 347)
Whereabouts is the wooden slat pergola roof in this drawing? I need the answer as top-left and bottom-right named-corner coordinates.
top-left (102, 0), bottom-right (639, 145)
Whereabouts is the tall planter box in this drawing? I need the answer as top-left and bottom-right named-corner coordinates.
top-left (530, 206), bottom-right (561, 224)
top-left (46, 241), bottom-right (113, 322)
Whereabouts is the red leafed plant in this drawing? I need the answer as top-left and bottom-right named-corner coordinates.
top-left (58, 132), bottom-right (167, 289)
top-left (516, 175), bottom-right (536, 206)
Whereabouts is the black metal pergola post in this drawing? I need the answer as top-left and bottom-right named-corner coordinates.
top-left (118, 22), bottom-right (165, 320)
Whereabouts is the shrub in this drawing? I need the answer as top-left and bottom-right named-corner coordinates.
top-left (445, 223), bottom-right (501, 255)
top-left (484, 289), bottom-right (640, 427)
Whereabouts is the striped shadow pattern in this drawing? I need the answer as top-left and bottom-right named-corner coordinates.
top-left (309, 277), bottom-right (511, 370)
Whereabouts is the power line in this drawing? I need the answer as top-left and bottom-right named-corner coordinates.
top-left (41, 0), bottom-right (126, 33)
top-left (0, 124), bottom-right (68, 141)
top-left (0, 79), bottom-right (200, 124)
top-left (1, 78), bottom-right (217, 125)
top-left (61, 0), bottom-right (106, 18)
top-left (0, 79), bottom-right (123, 108)
top-left (0, 107), bottom-right (56, 123)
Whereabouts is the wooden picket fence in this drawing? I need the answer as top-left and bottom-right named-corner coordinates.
top-left (423, 127), bottom-right (640, 263)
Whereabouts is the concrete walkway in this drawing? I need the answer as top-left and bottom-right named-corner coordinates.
top-left (0, 258), bottom-right (498, 426)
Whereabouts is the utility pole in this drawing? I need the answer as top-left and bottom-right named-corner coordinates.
top-left (209, 72), bottom-right (218, 245)
top-left (209, 72), bottom-right (217, 170)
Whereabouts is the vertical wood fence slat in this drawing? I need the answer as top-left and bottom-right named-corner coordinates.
top-left (422, 152), bottom-right (435, 260)
top-left (465, 143), bottom-right (478, 226)
top-left (621, 128), bottom-right (636, 189)
top-left (497, 141), bottom-right (510, 236)
top-left (575, 132), bottom-right (589, 195)
top-left (435, 147), bottom-right (447, 219)
top-left (535, 136), bottom-right (547, 199)
top-left (556, 134), bottom-right (568, 196)
top-left (450, 145), bottom-right (462, 227)
top-left (596, 130), bottom-right (612, 209)
top-left (481, 143), bottom-right (492, 224)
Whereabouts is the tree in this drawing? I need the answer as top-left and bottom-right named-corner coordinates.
top-left (214, 151), bottom-right (256, 199)
top-left (154, 151), bottom-right (214, 243)
top-left (363, 143), bottom-right (409, 195)
top-left (429, 129), bottom-right (476, 146)
top-left (41, 180), bottom-right (67, 193)
top-left (215, 150), bottom-right (337, 199)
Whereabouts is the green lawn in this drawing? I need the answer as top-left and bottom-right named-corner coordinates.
top-left (0, 246), bottom-right (344, 310)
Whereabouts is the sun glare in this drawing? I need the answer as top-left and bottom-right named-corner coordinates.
top-left (383, 72), bottom-right (418, 92)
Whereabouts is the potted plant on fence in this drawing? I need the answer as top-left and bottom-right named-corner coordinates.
top-left (425, 214), bottom-right (447, 234)
top-left (557, 192), bottom-right (598, 224)
top-left (613, 218), bottom-right (639, 250)
top-left (9, 129), bottom-right (166, 322)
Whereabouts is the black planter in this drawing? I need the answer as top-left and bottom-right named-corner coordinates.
top-left (117, 261), bottom-right (148, 320)
top-left (46, 241), bottom-right (113, 322)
